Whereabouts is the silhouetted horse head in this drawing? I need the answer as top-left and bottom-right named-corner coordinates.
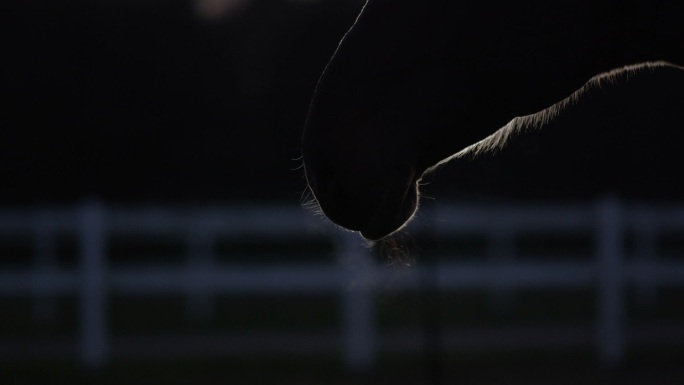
top-left (302, 0), bottom-right (684, 240)
top-left (302, 1), bottom-right (451, 240)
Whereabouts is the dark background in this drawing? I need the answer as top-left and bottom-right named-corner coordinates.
top-left (2, 0), bottom-right (683, 206)
top-left (1, 0), bottom-right (364, 205)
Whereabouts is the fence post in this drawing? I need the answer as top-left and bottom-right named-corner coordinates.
top-left (596, 195), bottom-right (624, 367)
top-left (634, 213), bottom-right (657, 307)
top-left (79, 201), bottom-right (107, 370)
top-left (32, 212), bottom-right (57, 324)
top-left (186, 221), bottom-right (214, 320)
top-left (488, 227), bottom-right (515, 312)
top-left (339, 232), bottom-right (376, 372)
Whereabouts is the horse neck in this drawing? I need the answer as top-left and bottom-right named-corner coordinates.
top-left (418, 1), bottom-right (684, 171)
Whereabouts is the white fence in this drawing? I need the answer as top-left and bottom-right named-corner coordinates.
top-left (1, 198), bottom-right (684, 370)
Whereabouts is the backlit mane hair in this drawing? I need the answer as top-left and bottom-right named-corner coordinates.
top-left (424, 61), bottom-right (677, 176)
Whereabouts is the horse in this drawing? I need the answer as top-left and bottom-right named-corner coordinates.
top-left (301, 0), bottom-right (684, 241)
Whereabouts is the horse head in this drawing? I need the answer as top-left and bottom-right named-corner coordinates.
top-left (302, 1), bottom-right (459, 240)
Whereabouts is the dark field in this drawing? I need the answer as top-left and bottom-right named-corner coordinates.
top-left (2, 286), bottom-right (684, 385)
top-left (4, 349), bottom-right (684, 385)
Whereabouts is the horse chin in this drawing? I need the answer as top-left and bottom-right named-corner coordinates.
top-left (307, 161), bottom-right (419, 241)
top-left (360, 173), bottom-right (419, 241)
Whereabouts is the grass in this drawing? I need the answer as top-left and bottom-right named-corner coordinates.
top-left (4, 349), bottom-right (684, 385)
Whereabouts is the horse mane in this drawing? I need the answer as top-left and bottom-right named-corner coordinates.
top-left (423, 61), bottom-right (678, 176)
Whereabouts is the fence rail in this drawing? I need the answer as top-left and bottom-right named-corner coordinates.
top-left (1, 198), bottom-right (684, 370)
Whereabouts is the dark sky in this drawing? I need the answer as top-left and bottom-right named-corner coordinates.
top-left (1, 0), bottom-right (364, 205)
